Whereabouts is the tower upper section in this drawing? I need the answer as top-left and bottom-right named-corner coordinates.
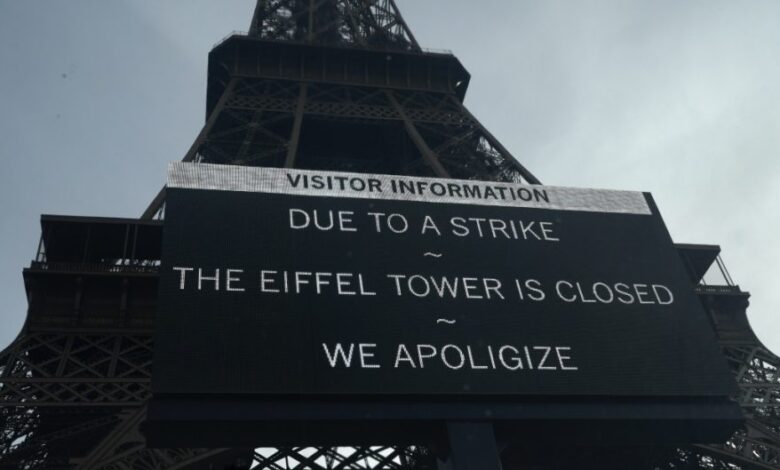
top-left (249, 0), bottom-right (421, 52)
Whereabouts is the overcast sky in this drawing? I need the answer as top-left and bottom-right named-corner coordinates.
top-left (1, 0), bottom-right (778, 353)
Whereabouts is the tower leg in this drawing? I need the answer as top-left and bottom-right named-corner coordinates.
top-left (438, 422), bottom-right (502, 470)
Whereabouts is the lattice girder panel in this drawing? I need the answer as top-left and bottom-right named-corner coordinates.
top-left (665, 321), bottom-right (780, 469)
top-left (388, 89), bottom-right (533, 183)
top-left (251, 446), bottom-right (435, 470)
top-left (198, 78), bottom-right (300, 167)
top-left (0, 332), bottom-right (152, 407)
top-left (250, 0), bottom-right (419, 51)
top-left (393, 90), bottom-right (463, 117)
top-left (685, 421), bottom-right (780, 470)
top-left (203, 111), bottom-right (293, 167)
top-left (182, 71), bottom-right (535, 183)
top-left (227, 84), bottom-right (401, 123)
top-left (411, 119), bottom-right (524, 183)
top-left (720, 342), bottom-right (780, 431)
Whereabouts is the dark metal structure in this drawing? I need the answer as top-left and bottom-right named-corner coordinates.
top-left (141, 0), bottom-right (538, 220)
top-left (1, 1), bottom-right (778, 468)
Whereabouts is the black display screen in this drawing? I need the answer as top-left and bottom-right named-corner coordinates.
top-left (152, 163), bottom-right (736, 398)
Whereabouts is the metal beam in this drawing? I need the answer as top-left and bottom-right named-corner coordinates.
top-left (285, 83), bottom-right (308, 168)
top-left (385, 89), bottom-right (450, 178)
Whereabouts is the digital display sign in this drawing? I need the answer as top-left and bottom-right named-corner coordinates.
top-left (152, 162), bottom-right (737, 398)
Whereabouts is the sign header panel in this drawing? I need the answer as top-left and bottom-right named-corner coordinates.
top-left (167, 162), bottom-right (651, 214)
top-left (153, 163), bottom-right (735, 398)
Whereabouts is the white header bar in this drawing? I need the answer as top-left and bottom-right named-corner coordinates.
top-left (167, 162), bottom-right (651, 215)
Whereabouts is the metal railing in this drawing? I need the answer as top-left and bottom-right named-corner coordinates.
top-left (29, 261), bottom-right (159, 275)
top-left (212, 31), bottom-right (453, 55)
top-left (700, 254), bottom-right (737, 288)
top-left (694, 285), bottom-right (742, 295)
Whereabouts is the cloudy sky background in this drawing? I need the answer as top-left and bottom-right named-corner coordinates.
top-left (1, 1), bottom-right (778, 351)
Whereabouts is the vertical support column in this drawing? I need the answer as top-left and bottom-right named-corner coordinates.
top-left (438, 422), bottom-right (502, 470)
top-left (119, 278), bottom-right (129, 326)
top-left (108, 334), bottom-right (123, 376)
top-left (73, 276), bottom-right (84, 326)
top-left (385, 90), bottom-right (451, 178)
top-left (55, 336), bottom-right (75, 377)
top-left (285, 83), bottom-right (308, 168)
top-left (307, 0), bottom-right (316, 42)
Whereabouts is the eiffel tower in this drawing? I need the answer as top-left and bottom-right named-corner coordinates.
top-left (1, 1), bottom-right (778, 468)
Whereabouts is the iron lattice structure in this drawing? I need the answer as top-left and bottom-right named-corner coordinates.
top-left (248, 0), bottom-right (421, 50)
top-left (1, 1), bottom-right (779, 468)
